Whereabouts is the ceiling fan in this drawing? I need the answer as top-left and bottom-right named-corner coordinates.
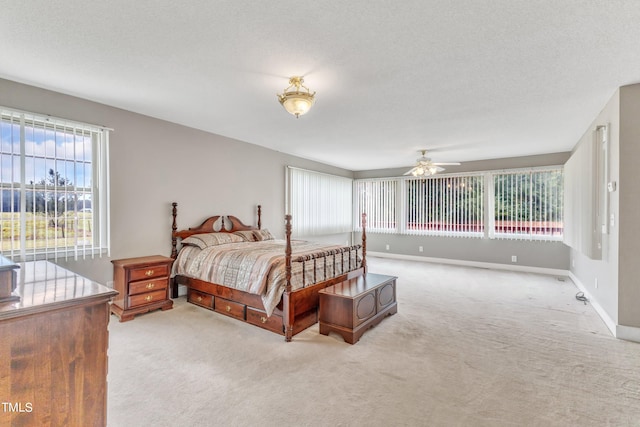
top-left (404, 150), bottom-right (461, 177)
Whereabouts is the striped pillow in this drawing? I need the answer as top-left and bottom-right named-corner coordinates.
top-left (253, 229), bottom-right (275, 241)
top-left (182, 232), bottom-right (244, 249)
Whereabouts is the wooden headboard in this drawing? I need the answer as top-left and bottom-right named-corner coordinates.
top-left (171, 203), bottom-right (262, 258)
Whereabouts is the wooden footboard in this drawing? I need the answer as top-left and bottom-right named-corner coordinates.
top-left (170, 203), bottom-right (367, 341)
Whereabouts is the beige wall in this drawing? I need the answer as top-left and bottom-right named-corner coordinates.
top-left (618, 84), bottom-right (640, 329)
top-left (0, 78), bottom-right (352, 285)
top-left (570, 83), bottom-right (640, 338)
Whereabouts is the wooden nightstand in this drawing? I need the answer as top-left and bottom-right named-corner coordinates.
top-left (111, 255), bottom-right (174, 322)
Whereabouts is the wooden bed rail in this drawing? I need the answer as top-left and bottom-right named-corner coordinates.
top-left (292, 245), bottom-right (362, 287)
top-left (283, 212), bottom-right (368, 342)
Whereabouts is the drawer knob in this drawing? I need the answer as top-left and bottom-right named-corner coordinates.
top-left (146, 283), bottom-right (155, 289)
top-left (145, 269), bottom-right (154, 277)
top-left (260, 316), bottom-right (268, 324)
top-left (197, 296), bottom-right (203, 302)
top-left (226, 305), bottom-right (231, 312)
top-left (145, 295), bottom-right (153, 302)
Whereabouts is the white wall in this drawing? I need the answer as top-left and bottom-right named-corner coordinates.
top-left (0, 78), bottom-right (352, 285)
top-left (569, 89), bottom-right (620, 329)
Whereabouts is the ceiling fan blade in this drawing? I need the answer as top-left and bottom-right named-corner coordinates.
top-left (404, 167), bottom-right (417, 175)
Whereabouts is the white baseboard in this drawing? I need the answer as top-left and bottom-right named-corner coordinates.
top-left (368, 251), bottom-right (570, 277)
top-left (616, 325), bottom-right (640, 343)
top-left (568, 272), bottom-right (617, 337)
top-left (567, 273), bottom-right (640, 343)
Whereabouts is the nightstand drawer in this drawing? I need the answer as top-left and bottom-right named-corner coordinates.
top-left (129, 264), bottom-right (170, 282)
top-left (215, 297), bottom-right (245, 320)
top-left (129, 278), bottom-right (168, 295)
top-left (128, 289), bottom-right (167, 308)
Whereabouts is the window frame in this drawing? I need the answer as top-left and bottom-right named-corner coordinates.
top-left (0, 106), bottom-right (111, 261)
top-left (354, 165), bottom-right (564, 242)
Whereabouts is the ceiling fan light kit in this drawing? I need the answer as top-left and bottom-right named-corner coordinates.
top-left (404, 150), bottom-right (461, 177)
top-left (277, 76), bottom-right (316, 118)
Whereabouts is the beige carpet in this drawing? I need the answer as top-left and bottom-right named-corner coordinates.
top-left (107, 257), bottom-right (640, 427)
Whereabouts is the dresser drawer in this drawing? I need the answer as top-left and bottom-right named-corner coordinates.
top-left (128, 289), bottom-right (167, 308)
top-left (129, 278), bottom-right (168, 296)
top-left (129, 264), bottom-right (170, 282)
top-left (188, 289), bottom-right (214, 309)
top-left (246, 307), bottom-right (283, 334)
top-left (215, 297), bottom-right (245, 320)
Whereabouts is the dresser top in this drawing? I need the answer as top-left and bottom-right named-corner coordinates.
top-left (0, 261), bottom-right (117, 320)
top-left (0, 254), bottom-right (19, 272)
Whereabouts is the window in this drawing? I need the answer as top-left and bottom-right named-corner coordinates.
top-left (354, 166), bottom-right (563, 242)
top-left (286, 167), bottom-right (352, 237)
top-left (0, 107), bottom-right (110, 261)
top-left (491, 168), bottom-right (563, 240)
top-left (404, 175), bottom-right (484, 237)
top-left (354, 179), bottom-right (397, 233)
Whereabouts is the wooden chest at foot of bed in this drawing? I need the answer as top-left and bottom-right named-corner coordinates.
top-left (319, 273), bottom-right (397, 344)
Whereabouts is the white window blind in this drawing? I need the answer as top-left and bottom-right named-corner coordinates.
top-left (404, 175), bottom-right (484, 237)
top-left (286, 167), bottom-right (352, 237)
top-left (491, 168), bottom-right (563, 241)
top-left (0, 106), bottom-right (111, 261)
top-left (354, 179), bottom-right (397, 233)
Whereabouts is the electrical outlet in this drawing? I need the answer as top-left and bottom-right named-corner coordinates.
top-left (385, 244), bottom-right (390, 251)
top-left (419, 246), bottom-right (423, 252)
top-left (595, 278), bottom-right (598, 289)
top-left (511, 255), bottom-right (517, 263)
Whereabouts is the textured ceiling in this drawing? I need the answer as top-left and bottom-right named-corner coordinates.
top-left (2, 1), bottom-right (640, 171)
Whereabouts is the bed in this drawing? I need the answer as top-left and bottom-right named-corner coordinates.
top-left (170, 203), bottom-right (367, 341)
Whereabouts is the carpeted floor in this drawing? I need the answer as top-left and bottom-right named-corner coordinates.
top-left (107, 257), bottom-right (640, 427)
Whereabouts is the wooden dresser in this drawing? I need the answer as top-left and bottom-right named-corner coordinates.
top-left (111, 255), bottom-right (174, 322)
top-left (0, 261), bottom-right (117, 427)
top-left (319, 273), bottom-right (397, 344)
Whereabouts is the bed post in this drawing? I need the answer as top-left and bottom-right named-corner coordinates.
top-left (257, 205), bottom-right (262, 230)
top-left (361, 212), bottom-right (367, 273)
top-left (171, 202), bottom-right (179, 299)
top-left (171, 202), bottom-right (178, 259)
top-left (283, 214), bottom-right (294, 342)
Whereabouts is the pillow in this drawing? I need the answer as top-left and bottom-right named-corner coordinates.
top-left (233, 230), bottom-right (257, 242)
top-left (181, 232), bottom-right (244, 249)
top-left (253, 229), bottom-right (275, 241)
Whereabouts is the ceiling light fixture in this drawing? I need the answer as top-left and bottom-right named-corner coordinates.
top-left (277, 76), bottom-right (315, 118)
